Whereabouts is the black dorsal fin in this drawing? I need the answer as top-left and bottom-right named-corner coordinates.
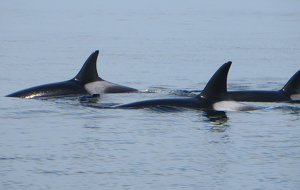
top-left (73, 50), bottom-right (102, 82)
top-left (280, 70), bottom-right (300, 95)
top-left (197, 61), bottom-right (232, 101)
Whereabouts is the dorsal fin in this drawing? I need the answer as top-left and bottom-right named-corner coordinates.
top-left (197, 61), bottom-right (232, 101)
top-left (280, 70), bottom-right (300, 95)
top-left (73, 50), bottom-right (102, 82)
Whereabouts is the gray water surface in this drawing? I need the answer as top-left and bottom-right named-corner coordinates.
top-left (1, 0), bottom-right (300, 189)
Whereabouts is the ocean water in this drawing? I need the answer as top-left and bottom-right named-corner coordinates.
top-left (1, 0), bottom-right (300, 189)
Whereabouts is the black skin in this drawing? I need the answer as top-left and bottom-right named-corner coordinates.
top-left (5, 80), bottom-right (88, 98)
top-left (6, 50), bottom-right (138, 98)
top-left (228, 91), bottom-right (291, 102)
top-left (116, 97), bottom-right (215, 109)
top-left (114, 62), bottom-right (259, 111)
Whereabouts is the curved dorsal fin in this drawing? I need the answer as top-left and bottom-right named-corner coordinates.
top-left (73, 50), bottom-right (101, 82)
top-left (197, 61), bottom-right (232, 101)
top-left (280, 70), bottom-right (300, 95)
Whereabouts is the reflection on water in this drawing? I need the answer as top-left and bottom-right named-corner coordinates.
top-left (79, 94), bottom-right (101, 103)
top-left (202, 110), bottom-right (228, 124)
top-left (2, 0), bottom-right (300, 189)
top-left (272, 104), bottom-right (300, 115)
top-left (201, 110), bottom-right (230, 132)
top-left (202, 110), bottom-right (228, 122)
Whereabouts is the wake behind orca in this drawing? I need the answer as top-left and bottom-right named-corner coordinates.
top-left (115, 62), bottom-right (258, 111)
top-left (6, 51), bottom-right (138, 98)
top-left (228, 69), bottom-right (300, 102)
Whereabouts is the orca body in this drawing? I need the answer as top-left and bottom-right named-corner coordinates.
top-left (6, 51), bottom-right (138, 98)
top-left (116, 62), bottom-right (257, 111)
top-left (228, 70), bottom-right (300, 102)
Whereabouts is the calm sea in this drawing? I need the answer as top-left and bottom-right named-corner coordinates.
top-left (1, 0), bottom-right (300, 189)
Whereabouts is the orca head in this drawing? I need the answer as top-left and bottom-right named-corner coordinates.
top-left (280, 70), bottom-right (300, 101)
top-left (197, 61), bottom-right (258, 111)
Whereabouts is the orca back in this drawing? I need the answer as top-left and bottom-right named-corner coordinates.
top-left (5, 80), bottom-right (87, 98)
top-left (281, 70), bottom-right (300, 95)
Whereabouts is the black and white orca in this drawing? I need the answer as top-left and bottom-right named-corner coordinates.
top-left (115, 61), bottom-right (258, 111)
top-left (228, 70), bottom-right (300, 102)
top-left (6, 51), bottom-right (138, 98)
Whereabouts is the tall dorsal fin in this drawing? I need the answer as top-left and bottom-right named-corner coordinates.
top-left (73, 50), bottom-right (102, 82)
top-left (280, 70), bottom-right (300, 95)
top-left (197, 61), bottom-right (232, 101)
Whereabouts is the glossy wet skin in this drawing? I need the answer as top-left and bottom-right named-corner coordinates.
top-left (6, 50), bottom-right (138, 98)
top-left (6, 80), bottom-right (87, 98)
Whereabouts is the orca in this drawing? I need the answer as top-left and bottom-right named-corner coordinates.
top-left (6, 50), bottom-right (138, 98)
top-left (228, 70), bottom-right (300, 102)
top-left (115, 61), bottom-right (258, 111)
